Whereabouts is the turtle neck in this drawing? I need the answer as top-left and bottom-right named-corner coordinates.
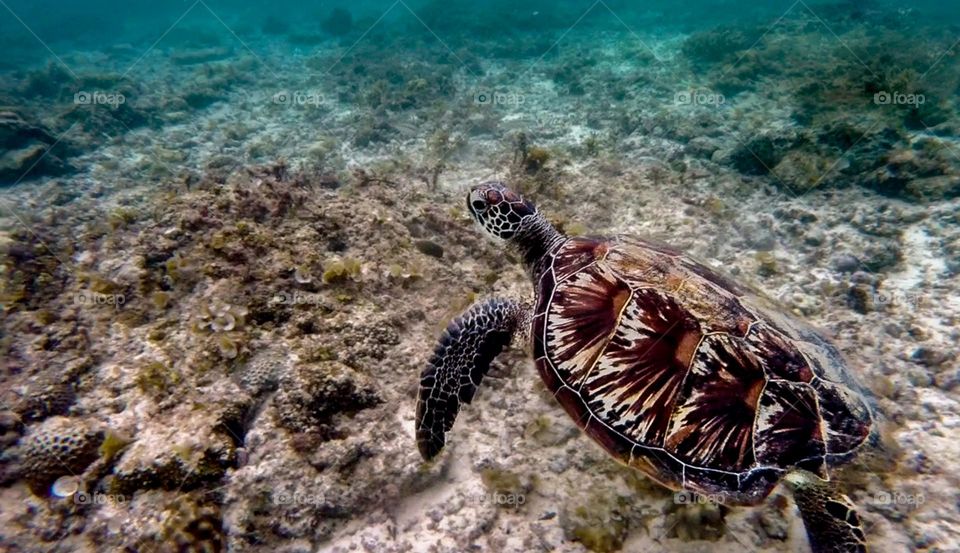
top-left (515, 213), bottom-right (565, 279)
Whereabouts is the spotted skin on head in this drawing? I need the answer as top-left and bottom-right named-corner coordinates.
top-left (467, 181), bottom-right (537, 241)
top-left (415, 298), bottom-right (529, 459)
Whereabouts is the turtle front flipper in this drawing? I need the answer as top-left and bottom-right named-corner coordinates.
top-left (785, 470), bottom-right (868, 553)
top-left (415, 298), bottom-right (529, 460)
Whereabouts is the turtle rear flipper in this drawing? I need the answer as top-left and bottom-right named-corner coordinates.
top-left (785, 470), bottom-right (868, 553)
top-left (415, 298), bottom-right (529, 460)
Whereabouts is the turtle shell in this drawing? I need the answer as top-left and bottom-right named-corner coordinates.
top-left (532, 235), bottom-right (874, 505)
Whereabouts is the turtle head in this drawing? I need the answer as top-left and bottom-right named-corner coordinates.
top-left (467, 181), bottom-right (537, 241)
top-left (467, 181), bottom-right (563, 272)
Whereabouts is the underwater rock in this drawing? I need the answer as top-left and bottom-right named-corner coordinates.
top-left (664, 499), bottom-right (727, 541)
top-left (18, 416), bottom-right (104, 496)
top-left (0, 111), bottom-right (58, 149)
top-left (0, 411), bottom-right (23, 484)
top-left (816, 123), bottom-right (899, 177)
top-left (904, 176), bottom-right (960, 201)
top-left (0, 111), bottom-right (73, 183)
top-left (685, 136), bottom-right (721, 159)
top-left (831, 253), bottom-right (861, 273)
top-left (17, 62), bottom-right (74, 99)
top-left (772, 150), bottom-right (838, 192)
top-left (13, 375), bottom-right (76, 423)
top-left (847, 284), bottom-right (874, 314)
top-left (130, 493), bottom-right (225, 553)
top-left (729, 131), bottom-right (805, 176)
top-left (559, 492), bottom-right (631, 553)
top-left (413, 239), bottom-right (444, 258)
top-left (183, 89), bottom-right (225, 110)
top-left (860, 239), bottom-right (903, 272)
top-left (909, 346), bottom-right (949, 368)
top-left (752, 495), bottom-right (791, 542)
top-left (860, 141), bottom-right (958, 200)
top-left (110, 422), bottom-right (236, 496)
top-left (275, 361), bottom-right (382, 434)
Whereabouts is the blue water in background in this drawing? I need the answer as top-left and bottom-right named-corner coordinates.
top-left (1, 1), bottom-right (958, 71)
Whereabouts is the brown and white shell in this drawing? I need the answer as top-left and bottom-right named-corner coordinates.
top-left (532, 235), bottom-right (874, 505)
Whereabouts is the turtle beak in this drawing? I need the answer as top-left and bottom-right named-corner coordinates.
top-left (467, 188), bottom-right (487, 221)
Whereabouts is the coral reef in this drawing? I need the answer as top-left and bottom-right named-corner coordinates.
top-left (16, 417), bottom-right (104, 496)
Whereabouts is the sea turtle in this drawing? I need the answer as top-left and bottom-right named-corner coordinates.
top-left (416, 181), bottom-right (877, 553)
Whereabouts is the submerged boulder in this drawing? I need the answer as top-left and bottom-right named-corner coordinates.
top-left (0, 111), bottom-right (73, 184)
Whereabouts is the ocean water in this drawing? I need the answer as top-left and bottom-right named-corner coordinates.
top-left (1, 1), bottom-right (959, 552)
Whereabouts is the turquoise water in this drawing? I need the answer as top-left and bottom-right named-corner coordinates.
top-left (1, 0), bottom-right (959, 188)
top-left (1, 1), bottom-right (958, 552)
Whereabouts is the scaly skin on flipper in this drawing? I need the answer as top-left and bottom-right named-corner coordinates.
top-left (415, 298), bottom-right (530, 460)
top-left (785, 470), bottom-right (868, 553)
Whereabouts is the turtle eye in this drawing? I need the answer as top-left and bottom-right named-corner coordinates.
top-left (471, 200), bottom-right (486, 211)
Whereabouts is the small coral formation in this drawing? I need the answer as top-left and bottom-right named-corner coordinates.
top-left (664, 498), bottom-right (728, 541)
top-left (233, 347), bottom-right (289, 396)
top-left (0, 227), bottom-right (72, 311)
top-left (321, 257), bottom-right (362, 284)
top-left (135, 360), bottom-right (182, 401)
top-left (13, 375), bottom-right (76, 423)
top-left (131, 494), bottom-right (225, 553)
top-left (17, 416), bottom-right (104, 496)
top-left (478, 463), bottom-right (533, 499)
top-left (560, 492), bottom-right (632, 553)
top-left (510, 132), bottom-right (564, 198)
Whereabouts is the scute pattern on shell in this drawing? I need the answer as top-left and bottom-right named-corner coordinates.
top-left (533, 235), bottom-right (873, 505)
